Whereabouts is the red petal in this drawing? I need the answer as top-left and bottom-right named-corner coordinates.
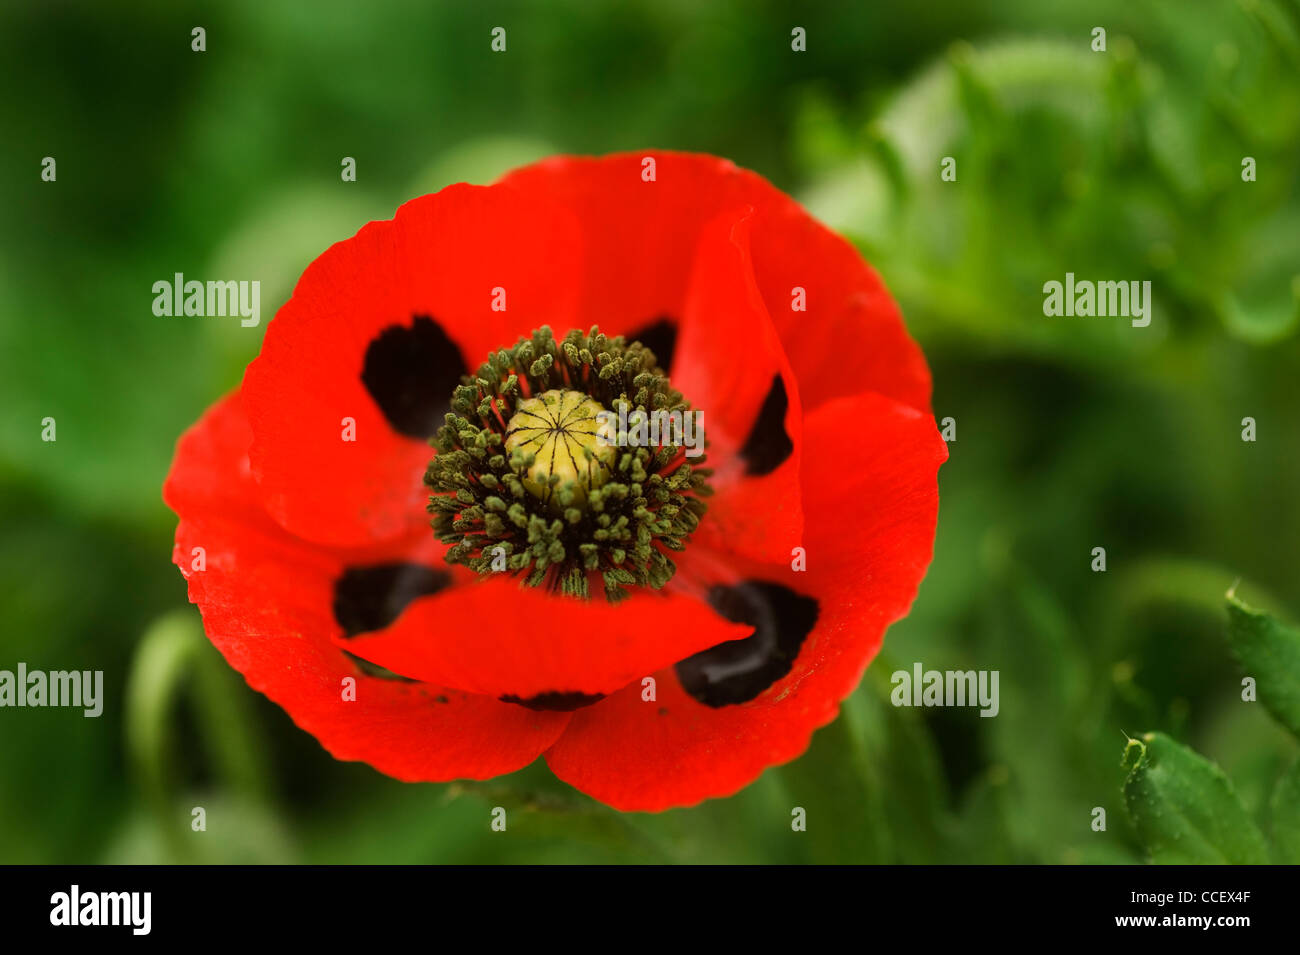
top-left (242, 184), bottom-right (584, 548)
top-left (336, 582), bottom-right (750, 700)
top-left (164, 393), bottom-right (570, 781)
top-left (542, 392), bottom-right (946, 810)
top-left (744, 185), bottom-right (933, 416)
top-left (498, 151), bottom-right (930, 412)
top-left (498, 152), bottom-right (746, 337)
top-left (672, 207), bottom-right (804, 565)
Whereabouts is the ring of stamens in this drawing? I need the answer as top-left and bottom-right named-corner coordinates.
top-left (425, 326), bottom-right (710, 602)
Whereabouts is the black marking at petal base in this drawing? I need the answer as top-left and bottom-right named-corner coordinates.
top-left (362, 315), bottom-right (468, 438)
top-left (675, 580), bottom-right (819, 707)
top-left (500, 690), bottom-right (606, 711)
top-left (739, 375), bottom-right (793, 476)
top-left (626, 316), bottom-right (677, 374)
top-left (333, 563), bottom-right (451, 637)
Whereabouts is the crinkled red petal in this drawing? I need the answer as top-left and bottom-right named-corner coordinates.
top-left (242, 184), bottom-right (584, 548)
top-left (336, 581), bottom-right (750, 700)
top-left (498, 150), bottom-right (931, 413)
top-left (164, 393), bottom-right (570, 781)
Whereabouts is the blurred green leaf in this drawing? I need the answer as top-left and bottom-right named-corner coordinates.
top-left (125, 610), bottom-right (277, 861)
top-left (1121, 731), bottom-right (1269, 864)
top-left (1226, 593), bottom-right (1300, 740)
top-left (776, 690), bottom-right (893, 863)
top-left (103, 795), bottom-right (297, 865)
top-left (408, 136), bottom-right (560, 194)
top-left (1217, 277), bottom-right (1300, 345)
top-left (777, 657), bottom-right (954, 863)
top-left (125, 612), bottom-right (205, 827)
top-left (952, 767), bottom-right (1024, 864)
top-left (858, 660), bottom-right (955, 863)
top-left (1270, 759), bottom-right (1300, 863)
top-left (978, 552), bottom-right (1092, 861)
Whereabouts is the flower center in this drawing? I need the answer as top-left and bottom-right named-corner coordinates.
top-left (503, 389), bottom-right (616, 504)
top-left (425, 326), bottom-right (710, 602)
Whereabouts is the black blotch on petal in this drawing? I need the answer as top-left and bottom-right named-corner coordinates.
top-left (627, 316), bottom-right (677, 374)
top-left (361, 315), bottom-right (467, 439)
top-left (333, 563), bottom-right (451, 637)
top-left (739, 375), bottom-right (794, 476)
top-left (500, 690), bottom-right (606, 712)
top-left (675, 580), bottom-right (819, 707)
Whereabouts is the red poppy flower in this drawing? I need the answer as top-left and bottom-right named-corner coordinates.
top-left (163, 151), bottom-right (945, 812)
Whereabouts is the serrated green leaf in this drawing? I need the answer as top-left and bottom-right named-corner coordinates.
top-left (1226, 594), bottom-right (1300, 740)
top-left (1271, 759), bottom-right (1300, 864)
top-left (1121, 732), bottom-right (1269, 864)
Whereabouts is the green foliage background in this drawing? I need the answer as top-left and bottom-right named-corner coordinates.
top-left (1, 0), bottom-right (1297, 863)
